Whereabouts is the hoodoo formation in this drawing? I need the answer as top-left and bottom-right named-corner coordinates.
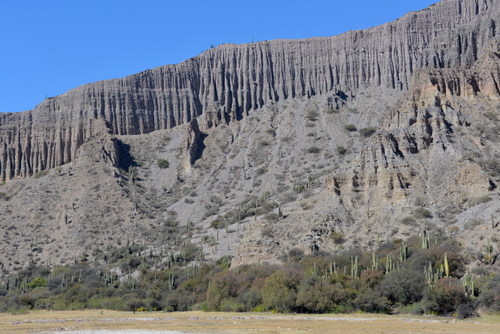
top-left (1, 0), bottom-right (497, 180)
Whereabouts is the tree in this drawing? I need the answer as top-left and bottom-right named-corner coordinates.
top-left (261, 269), bottom-right (302, 312)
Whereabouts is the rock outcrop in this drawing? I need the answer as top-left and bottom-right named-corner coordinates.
top-left (1, 0), bottom-right (498, 181)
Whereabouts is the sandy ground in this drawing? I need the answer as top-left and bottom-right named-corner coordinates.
top-left (0, 310), bottom-right (499, 334)
top-left (41, 332), bottom-right (186, 334)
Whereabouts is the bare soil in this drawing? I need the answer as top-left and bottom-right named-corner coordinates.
top-left (1, 310), bottom-right (499, 334)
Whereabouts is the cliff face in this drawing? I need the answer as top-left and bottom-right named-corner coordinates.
top-left (1, 0), bottom-right (499, 277)
top-left (0, 0), bottom-right (497, 181)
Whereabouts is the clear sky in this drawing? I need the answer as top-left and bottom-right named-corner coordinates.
top-left (0, 0), bottom-right (438, 113)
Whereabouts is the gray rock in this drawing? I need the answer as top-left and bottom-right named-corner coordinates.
top-left (1, 0), bottom-right (497, 181)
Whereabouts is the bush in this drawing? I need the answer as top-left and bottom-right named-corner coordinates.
top-left (33, 170), bottom-right (49, 178)
top-left (206, 271), bottom-right (239, 310)
top-left (456, 303), bottom-right (477, 319)
top-left (238, 289), bottom-right (262, 311)
top-left (329, 231), bottom-right (346, 244)
top-left (219, 297), bottom-right (245, 312)
top-left (344, 124), bottom-right (357, 132)
top-left (125, 298), bottom-right (146, 312)
top-left (359, 127), bottom-right (376, 137)
top-left (305, 111), bottom-right (319, 121)
top-left (296, 279), bottom-right (348, 313)
top-left (478, 273), bottom-right (500, 311)
top-left (401, 216), bottom-right (416, 225)
top-left (414, 208), bottom-right (432, 219)
top-left (422, 278), bottom-right (468, 315)
top-left (256, 167), bottom-right (267, 176)
top-left (157, 159), bottom-right (169, 169)
top-left (354, 289), bottom-right (390, 313)
top-left (336, 146), bottom-right (348, 156)
top-left (259, 141), bottom-right (270, 147)
top-left (262, 269), bottom-right (302, 313)
top-left (377, 270), bottom-right (425, 305)
top-left (306, 147), bottom-right (321, 154)
top-left (286, 248), bottom-right (304, 263)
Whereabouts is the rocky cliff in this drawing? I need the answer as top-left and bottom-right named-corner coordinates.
top-left (1, 0), bottom-right (498, 181)
top-left (0, 0), bottom-right (499, 277)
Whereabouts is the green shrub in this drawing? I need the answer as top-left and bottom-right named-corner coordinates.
top-left (306, 147), bottom-right (321, 154)
top-left (219, 297), bottom-right (245, 312)
top-left (344, 124), bottom-right (357, 132)
top-left (157, 159), bottom-right (170, 168)
top-left (422, 278), bottom-right (468, 315)
top-left (329, 231), bottom-right (346, 244)
top-left (354, 289), bottom-right (390, 313)
top-left (256, 167), bottom-right (267, 176)
top-left (359, 127), bottom-right (376, 137)
top-left (477, 273), bottom-right (500, 311)
top-left (239, 290), bottom-right (262, 311)
top-left (336, 146), bottom-right (348, 156)
top-left (401, 216), bottom-right (416, 225)
top-left (306, 111), bottom-right (319, 121)
top-left (259, 141), bottom-right (270, 147)
top-left (33, 170), bottom-right (49, 178)
top-left (483, 111), bottom-right (498, 121)
top-left (262, 269), bottom-right (302, 313)
top-left (252, 304), bottom-right (266, 312)
top-left (125, 298), bottom-right (146, 312)
top-left (414, 208), bottom-right (432, 219)
top-left (377, 270), bottom-right (425, 305)
top-left (456, 303), bottom-right (477, 319)
top-left (206, 271), bottom-right (239, 310)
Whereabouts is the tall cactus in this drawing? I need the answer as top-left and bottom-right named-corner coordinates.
top-left (444, 253), bottom-right (449, 278)
top-left (371, 252), bottom-right (379, 271)
top-left (399, 241), bottom-right (408, 262)
top-left (424, 262), bottom-right (433, 286)
top-left (385, 253), bottom-right (394, 274)
top-left (463, 270), bottom-right (475, 297)
top-left (350, 256), bottom-right (359, 279)
top-left (484, 238), bottom-right (494, 264)
top-left (421, 230), bottom-right (431, 250)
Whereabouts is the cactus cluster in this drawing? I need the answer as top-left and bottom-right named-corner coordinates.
top-left (350, 256), bottom-right (359, 278)
top-left (463, 270), bottom-right (475, 297)
top-left (424, 253), bottom-right (450, 287)
top-left (483, 238), bottom-right (494, 265)
top-left (421, 230), bottom-right (431, 250)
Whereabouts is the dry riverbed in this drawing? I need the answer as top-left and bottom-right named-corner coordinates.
top-left (0, 310), bottom-right (498, 334)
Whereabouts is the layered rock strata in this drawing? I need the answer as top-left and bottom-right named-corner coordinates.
top-left (1, 0), bottom-right (498, 180)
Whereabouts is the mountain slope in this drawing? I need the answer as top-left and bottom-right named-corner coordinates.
top-left (0, 0), bottom-right (499, 277)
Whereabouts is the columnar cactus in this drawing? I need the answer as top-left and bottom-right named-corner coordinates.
top-left (421, 230), bottom-right (431, 250)
top-left (399, 241), bottom-right (408, 262)
top-left (371, 252), bottom-right (379, 271)
top-left (463, 270), bottom-right (475, 297)
top-left (444, 253), bottom-right (449, 277)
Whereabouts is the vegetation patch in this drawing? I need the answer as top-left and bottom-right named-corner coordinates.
top-left (344, 124), bottom-right (357, 132)
top-left (360, 127), bottom-right (376, 137)
top-left (306, 146), bottom-right (321, 154)
top-left (336, 146), bottom-right (348, 156)
top-left (33, 170), bottom-right (49, 178)
top-left (0, 232), bottom-right (496, 317)
top-left (157, 159), bottom-right (170, 169)
top-left (413, 208), bottom-right (432, 219)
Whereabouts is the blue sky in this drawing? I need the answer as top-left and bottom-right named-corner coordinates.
top-left (0, 0), bottom-right (437, 113)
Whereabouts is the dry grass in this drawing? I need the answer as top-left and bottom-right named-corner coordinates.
top-left (0, 310), bottom-right (499, 334)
